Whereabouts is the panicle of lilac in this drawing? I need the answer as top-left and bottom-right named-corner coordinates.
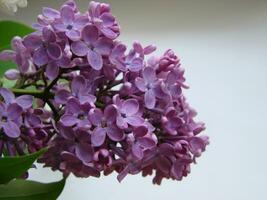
top-left (0, 88), bottom-right (51, 157)
top-left (0, 0), bottom-right (209, 184)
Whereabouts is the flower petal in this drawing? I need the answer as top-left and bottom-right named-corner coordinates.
top-left (23, 34), bottom-right (42, 50)
top-left (3, 121), bottom-right (20, 138)
top-left (143, 45), bottom-right (156, 55)
top-left (89, 108), bottom-right (103, 126)
top-left (189, 136), bottom-right (208, 157)
top-left (65, 98), bottom-right (81, 114)
top-left (60, 5), bottom-right (74, 24)
top-left (133, 42), bottom-right (143, 54)
top-left (33, 47), bottom-right (48, 66)
top-left (0, 103), bottom-right (6, 117)
top-left (16, 95), bottom-right (33, 109)
top-left (153, 83), bottom-right (169, 99)
top-left (75, 143), bottom-right (94, 163)
top-left (55, 89), bottom-right (70, 104)
top-left (82, 25), bottom-right (99, 45)
top-left (42, 27), bottom-right (56, 42)
top-left (116, 116), bottom-right (128, 129)
top-left (106, 125), bottom-right (124, 141)
top-left (100, 13), bottom-right (115, 26)
top-left (91, 127), bottom-right (106, 147)
top-left (159, 143), bottom-right (175, 155)
top-left (171, 161), bottom-right (184, 180)
top-left (42, 7), bottom-right (60, 19)
top-left (45, 62), bottom-right (59, 80)
top-left (137, 137), bottom-right (156, 149)
top-left (104, 105), bottom-right (117, 122)
top-left (0, 88), bottom-right (15, 104)
top-left (121, 99), bottom-right (139, 116)
top-left (128, 57), bottom-right (143, 72)
top-left (169, 84), bottom-right (182, 98)
top-left (87, 49), bottom-right (103, 70)
top-left (79, 94), bottom-right (96, 105)
top-left (132, 143), bottom-right (143, 159)
top-left (133, 126), bottom-right (148, 137)
top-left (110, 43), bottom-right (126, 60)
top-left (145, 89), bottom-right (156, 109)
top-left (125, 116), bottom-right (144, 127)
top-left (143, 67), bottom-right (156, 83)
top-left (101, 27), bottom-right (117, 39)
top-left (58, 124), bottom-right (75, 140)
top-left (66, 29), bottom-right (81, 41)
top-left (71, 75), bottom-right (86, 96)
top-left (47, 43), bottom-right (62, 60)
top-left (60, 114), bottom-right (78, 126)
top-left (94, 38), bottom-right (113, 55)
top-left (0, 50), bottom-right (16, 61)
top-left (75, 129), bottom-right (90, 142)
top-left (71, 41), bottom-right (88, 56)
top-left (73, 16), bottom-right (89, 29)
top-left (4, 69), bottom-right (20, 80)
top-left (26, 113), bottom-right (41, 127)
top-left (53, 20), bottom-right (67, 32)
top-left (156, 156), bottom-right (171, 174)
top-left (7, 103), bottom-right (23, 120)
top-left (135, 77), bottom-right (146, 92)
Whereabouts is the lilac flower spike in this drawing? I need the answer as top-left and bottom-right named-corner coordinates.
top-left (0, 0), bottom-right (208, 185)
top-left (0, 88), bottom-right (40, 157)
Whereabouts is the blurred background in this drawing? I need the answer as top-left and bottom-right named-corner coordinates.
top-left (1, 0), bottom-right (267, 199)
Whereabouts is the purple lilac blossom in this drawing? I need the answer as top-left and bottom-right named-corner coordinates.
top-left (0, 88), bottom-right (49, 157)
top-left (0, 0), bottom-right (209, 185)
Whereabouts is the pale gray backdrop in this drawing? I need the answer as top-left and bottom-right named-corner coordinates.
top-left (1, 0), bottom-right (267, 199)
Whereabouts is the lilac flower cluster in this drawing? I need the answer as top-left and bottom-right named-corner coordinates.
top-left (0, 0), bottom-right (208, 184)
top-left (0, 88), bottom-right (50, 157)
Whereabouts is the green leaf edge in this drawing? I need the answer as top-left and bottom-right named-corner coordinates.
top-left (0, 178), bottom-right (66, 200)
top-left (0, 148), bottom-right (47, 184)
top-left (0, 20), bottom-right (34, 51)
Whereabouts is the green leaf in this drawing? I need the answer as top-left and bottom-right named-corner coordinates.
top-left (0, 21), bottom-right (34, 76)
top-left (0, 20), bottom-right (34, 51)
top-left (0, 179), bottom-right (65, 200)
top-left (0, 60), bottom-right (16, 78)
top-left (0, 148), bottom-right (47, 184)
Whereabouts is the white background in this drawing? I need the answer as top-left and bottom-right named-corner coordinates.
top-left (1, 0), bottom-right (267, 199)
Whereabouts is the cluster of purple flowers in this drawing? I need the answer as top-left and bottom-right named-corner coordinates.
top-left (0, 0), bottom-right (208, 184)
top-left (0, 88), bottom-right (50, 158)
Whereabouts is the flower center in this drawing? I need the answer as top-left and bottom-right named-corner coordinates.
top-left (146, 83), bottom-right (153, 90)
top-left (101, 120), bottom-right (106, 128)
top-left (1, 116), bottom-right (7, 123)
top-left (78, 113), bottom-right (85, 120)
top-left (66, 24), bottom-right (73, 30)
